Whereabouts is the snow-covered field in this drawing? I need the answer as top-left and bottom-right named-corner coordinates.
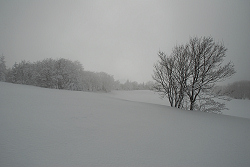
top-left (109, 90), bottom-right (250, 119)
top-left (1, 82), bottom-right (250, 167)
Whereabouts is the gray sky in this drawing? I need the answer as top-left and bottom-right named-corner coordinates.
top-left (0, 0), bottom-right (249, 83)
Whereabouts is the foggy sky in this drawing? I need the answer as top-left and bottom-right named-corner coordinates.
top-left (0, 0), bottom-right (249, 83)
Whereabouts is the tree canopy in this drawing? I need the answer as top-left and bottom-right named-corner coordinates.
top-left (153, 36), bottom-right (236, 113)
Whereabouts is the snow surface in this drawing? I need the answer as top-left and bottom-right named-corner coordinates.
top-left (109, 90), bottom-right (250, 119)
top-left (221, 99), bottom-right (250, 119)
top-left (108, 90), bottom-right (169, 106)
top-left (1, 82), bottom-right (250, 167)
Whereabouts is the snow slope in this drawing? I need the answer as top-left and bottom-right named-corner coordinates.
top-left (108, 90), bottom-right (170, 106)
top-left (109, 90), bottom-right (250, 119)
top-left (1, 82), bottom-right (250, 167)
top-left (221, 99), bottom-right (250, 119)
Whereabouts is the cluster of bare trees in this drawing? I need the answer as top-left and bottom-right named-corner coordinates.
top-left (213, 80), bottom-right (250, 100)
top-left (153, 37), bottom-right (236, 113)
top-left (115, 80), bottom-right (154, 90)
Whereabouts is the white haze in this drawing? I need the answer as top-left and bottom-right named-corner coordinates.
top-left (0, 0), bottom-right (250, 83)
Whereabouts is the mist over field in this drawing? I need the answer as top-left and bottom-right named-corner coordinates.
top-left (1, 0), bottom-right (249, 83)
top-left (1, 1), bottom-right (250, 166)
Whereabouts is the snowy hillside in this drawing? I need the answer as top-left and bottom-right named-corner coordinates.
top-left (1, 82), bottom-right (250, 167)
top-left (109, 90), bottom-right (250, 119)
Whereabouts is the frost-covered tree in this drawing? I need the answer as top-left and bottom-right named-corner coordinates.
top-left (153, 36), bottom-right (236, 113)
top-left (5, 57), bottom-right (119, 92)
top-left (80, 71), bottom-right (115, 92)
top-left (81, 71), bottom-right (101, 91)
top-left (228, 80), bottom-right (250, 99)
top-left (214, 80), bottom-right (250, 100)
top-left (6, 58), bottom-right (84, 90)
top-left (7, 61), bottom-right (34, 85)
top-left (98, 72), bottom-right (115, 92)
top-left (0, 55), bottom-right (6, 81)
top-left (145, 81), bottom-right (154, 90)
top-left (34, 58), bottom-right (57, 88)
top-left (54, 58), bottom-right (84, 90)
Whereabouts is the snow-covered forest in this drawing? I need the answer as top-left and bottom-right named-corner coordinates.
top-left (0, 56), bottom-right (153, 92)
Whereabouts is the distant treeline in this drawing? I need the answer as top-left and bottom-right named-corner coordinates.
top-left (213, 80), bottom-right (250, 100)
top-left (0, 56), bottom-right (153, 92)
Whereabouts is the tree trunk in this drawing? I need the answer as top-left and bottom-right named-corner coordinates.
top-left (190, 100), bottom-right (194, 110)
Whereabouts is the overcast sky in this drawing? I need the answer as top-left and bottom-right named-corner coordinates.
top-left (0, 0), bottom-right (249, 83)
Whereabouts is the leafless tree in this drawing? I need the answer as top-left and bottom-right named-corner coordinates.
top-left (153, 36), bottom-right (236, 113)
top-left (153, 45), bottom-right (190, 108)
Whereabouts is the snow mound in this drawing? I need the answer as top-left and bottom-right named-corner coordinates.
top-left (1, 82), bottom-right (250, 167)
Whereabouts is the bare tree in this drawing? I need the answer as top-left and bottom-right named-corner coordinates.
top-left (153, 45), bottom-right (190, 108)
top-left (153, 36), bottom-right (236, 113)
top-left (153, 52), bottom-right (177, 107)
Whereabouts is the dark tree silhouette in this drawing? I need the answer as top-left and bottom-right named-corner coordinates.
top-left (153, 36), bottom-right (236, 113)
